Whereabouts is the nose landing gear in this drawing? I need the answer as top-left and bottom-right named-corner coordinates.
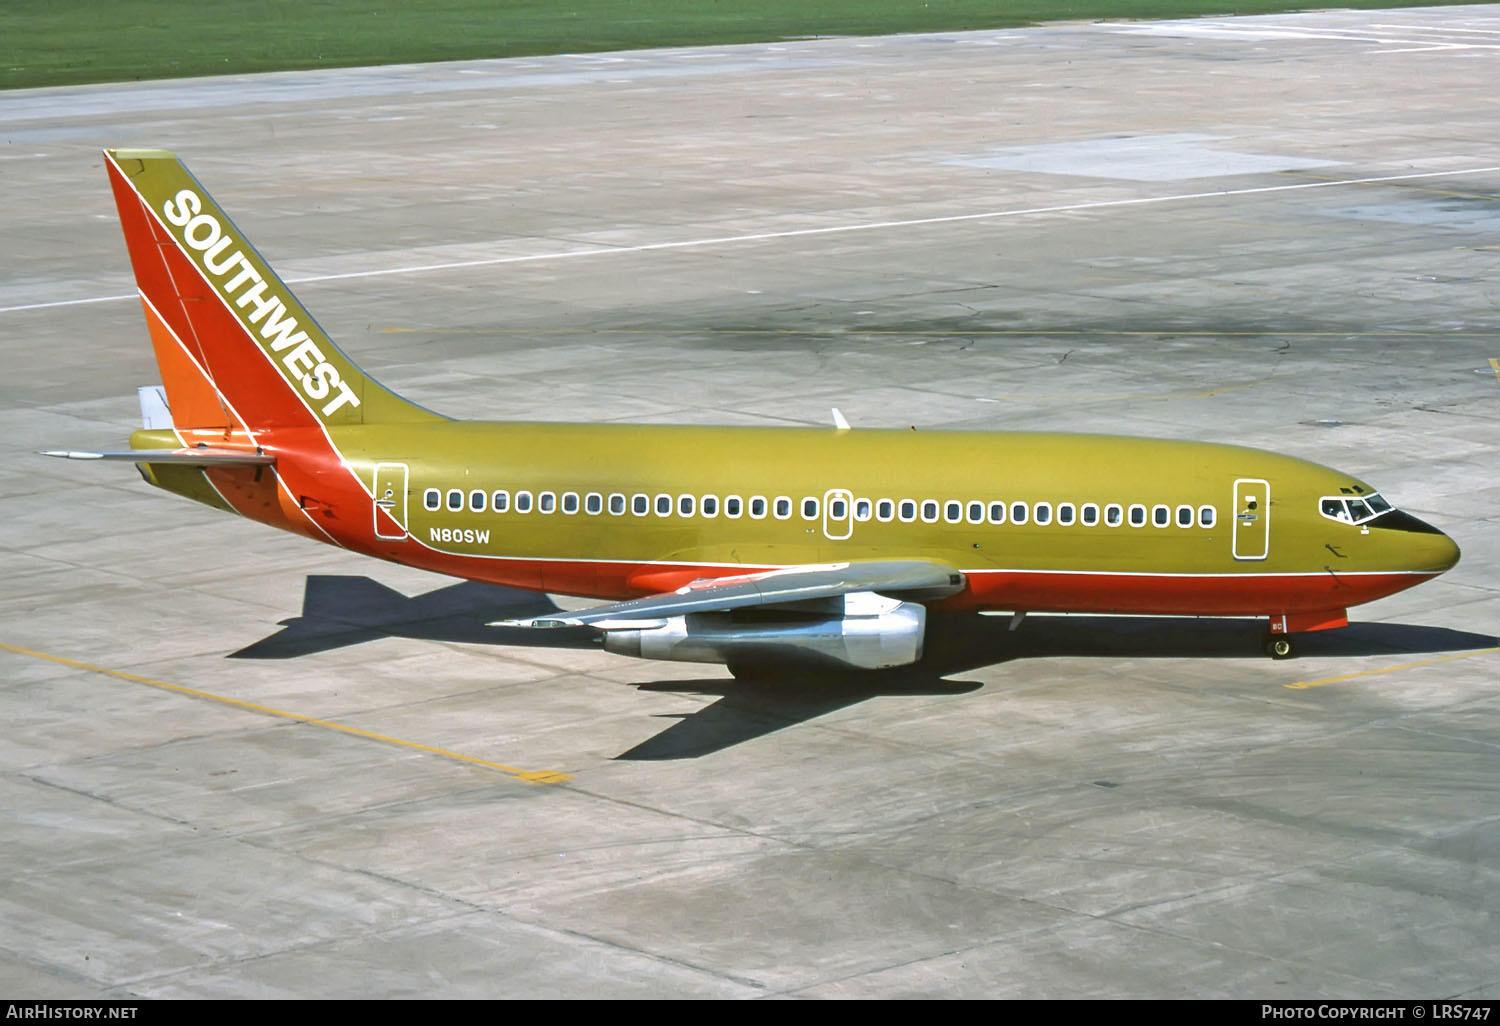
top-left (1263, 635), bottom-right (1295, 660)
top-left (1263, 609), bottom-right (1347, 659)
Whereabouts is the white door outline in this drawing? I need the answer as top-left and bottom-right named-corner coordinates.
top-left (823, 488), bottom-right (853, 540)
top-left (1232, 478), bottom-right (1269, 561)
top-left (374, 462), bottom-right (410, 540)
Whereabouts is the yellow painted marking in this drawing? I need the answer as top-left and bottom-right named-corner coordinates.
top-left (0, 641), bottom-right (572, 785)
top-left (1285, 647), bottom-right (1500, 690)
top-left (1489, 357), bottom-right (1499, 385)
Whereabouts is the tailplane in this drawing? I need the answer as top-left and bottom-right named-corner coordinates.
top-left (103, 149), bottom-right (441, 434)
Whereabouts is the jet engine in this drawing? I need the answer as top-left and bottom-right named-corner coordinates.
top-left (599, 591), bottom-right (927, 671)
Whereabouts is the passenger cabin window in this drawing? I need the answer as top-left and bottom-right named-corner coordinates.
top-left (1199, 505), bottom-right (1215, 528)
top-left (877, 499), bottom-right (895, 522)
top-left (898, 500), bottom-right (917, 523)
top-left (1105, 504), bottom-right (1123, 527)
top-left (515, 491), bottom-right (533, 513)
top-left (854, 498), bottom-right (872, 521)
top-left (632, 494), bottom-right (649, 516)
top-left (1176, 505), bottom-right (1193, 527)
top-left (561, 492), bottom-right (579, 514)
top-left (725, 495), bottom-right (743, 518)
top-left (701, 495), bottom-right (719, 518)
top-left (1057, 503), bottom-right (1075, 526)
top-left (446, 489), bottom-right (464, 512)
top-left (1128, 504), bottom-right (1147, 527)
top-left (469, 489), bottom-right (486, 512)
top-left (1152, 504), bottom-right (1170, 528)
top-left (679, 494), bottom-right (695, 517)
top-left (944, 501), bottom-right (962, 524)
top-left (655, 494), bottom-right (672, 517)
top-left (1034, 502), bottom-right (1052, 526)
top-left (538, 491), bottom-right (556, 514)
top-left (967, 501), bottom-right (984, 525)
top-left (988, 502), bottom-right (1006, 525)
top-left (1081, 503), bottom-right (1099, 526)
top-left (801, 497), bottom-right (819, 521)
top-left (920, 500), bottom-right (939, 524)
top-left (774, 497), bottom-right (792, 520)
top-left (492, 490), bottom-right (509, 513)
top-left (586, 493), bottom-right (603, 515)
top-left (609, 493), bottom-right (626, 515)
top-left (750, 496), bottom-right (767, 519)
top-left (1010, 502), bottom-right (1028, 526)
top-left (830, 497), bottom-right (848, 520)
top-left (424, 488), bottom-right (441, 511)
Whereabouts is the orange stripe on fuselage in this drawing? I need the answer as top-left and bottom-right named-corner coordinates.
top-left (957, 567), bottom-right (1431, 617)
top-left (350, 543), bottom-right (1436, 620)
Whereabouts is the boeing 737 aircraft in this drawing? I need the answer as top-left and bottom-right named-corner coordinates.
top-left (46, 149), bottom-right (1461, 673)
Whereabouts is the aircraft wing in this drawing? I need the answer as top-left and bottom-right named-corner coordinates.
top-left (496, 559), bottom-right (966, 630)
top-left (41, 448), bottom-right (275, 466)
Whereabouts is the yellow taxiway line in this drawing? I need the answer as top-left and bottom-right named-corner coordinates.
top-left (0, 641), bottom-right (572, 785)
top-left (1285, 646), bottom-right (1500, 690)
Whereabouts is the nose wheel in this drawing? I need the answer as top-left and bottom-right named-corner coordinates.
top-left (1263, 635), bottom-right (1295, 660)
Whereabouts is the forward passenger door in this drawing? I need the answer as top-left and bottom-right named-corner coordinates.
top-left (1232, 478), bottom-right (1269, 560)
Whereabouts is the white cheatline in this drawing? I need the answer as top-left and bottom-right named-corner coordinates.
top-left (8, 164), bottom-right (1499, 315)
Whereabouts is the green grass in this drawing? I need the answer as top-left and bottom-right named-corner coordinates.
top-left (2, 0), bottom-right (1477, 90)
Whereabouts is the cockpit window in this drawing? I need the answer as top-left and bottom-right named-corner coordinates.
top-left (1321, 498), bottom-right (1350, 522)
top-left (1319, 493), bottom-right (1392, 526)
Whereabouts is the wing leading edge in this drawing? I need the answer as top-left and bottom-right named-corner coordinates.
top-left (496, 559), bottom-right (965, 629)
top-left (495, 560), bottom-right (966, 672)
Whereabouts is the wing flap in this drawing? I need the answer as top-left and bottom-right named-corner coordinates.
top-left (496, 560), bottom-right (964, 629)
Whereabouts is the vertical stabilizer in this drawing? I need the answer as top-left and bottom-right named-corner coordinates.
top-left (104, 149), bottom-right (442, 431)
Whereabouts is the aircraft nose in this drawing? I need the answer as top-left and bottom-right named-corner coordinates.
top-left (1404, 516), bottom-right (1461, 573)
top-left (1370, 509), bottom-right (1460, 573)
top-left (1431, 528), bottom-right (1461, 573)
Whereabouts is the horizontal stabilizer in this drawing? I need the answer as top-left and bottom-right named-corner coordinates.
top-left (41, 448), bottom-right (275, 466)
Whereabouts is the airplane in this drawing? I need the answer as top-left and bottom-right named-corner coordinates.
top-left (44, 149), bottom-right (1461, 674)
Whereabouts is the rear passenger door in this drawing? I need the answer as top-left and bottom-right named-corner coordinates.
top-left (373, 462), bottom-right (409, 539)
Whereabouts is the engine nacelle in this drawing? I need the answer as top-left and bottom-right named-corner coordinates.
top-left (600, 591), bottom-right (927, 671)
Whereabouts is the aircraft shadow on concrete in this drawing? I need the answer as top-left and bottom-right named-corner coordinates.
top-left (229, 574), bottom-right (593, 659)
top-left (232, 576), bottom-right (1498, 761)
top-left (617, 614), bottom-right (1499, 760)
